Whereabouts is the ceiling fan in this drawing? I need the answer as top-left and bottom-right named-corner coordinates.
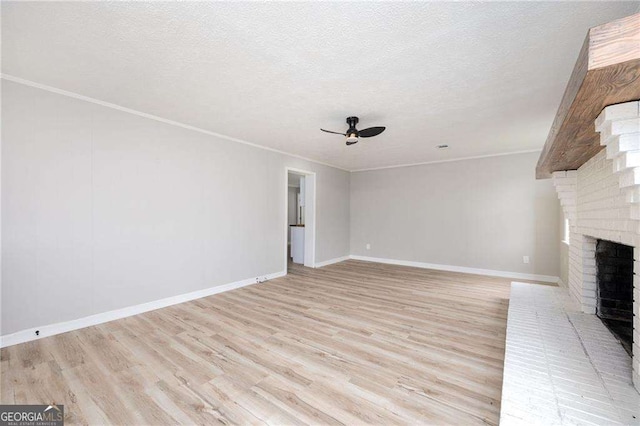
top-left (321, 116), bottom-right (386, 146)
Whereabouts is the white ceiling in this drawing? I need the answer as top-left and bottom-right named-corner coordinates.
top-left (2, 2), bottom-right (638, 171)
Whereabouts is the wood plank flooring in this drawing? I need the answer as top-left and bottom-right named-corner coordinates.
top-left (1, 260), bottom-right (515, 425)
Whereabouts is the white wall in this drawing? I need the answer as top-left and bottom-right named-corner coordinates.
top-left (350, 152), bottom-right (560, 277)
top-left (1, 81), bottom-right (350, 335)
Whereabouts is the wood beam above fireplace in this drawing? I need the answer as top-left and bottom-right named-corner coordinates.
top-left (536, 13), bottom-right (640, 179)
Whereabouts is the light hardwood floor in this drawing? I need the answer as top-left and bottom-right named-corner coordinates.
top-left (1, 260), bottom-right (516, 425)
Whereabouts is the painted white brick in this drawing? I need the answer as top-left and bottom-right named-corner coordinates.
top-left (501, 283), bottom-right (640, 425)
top-left (600, 118), bottom-right (640, 144)
top-left (595, 101), bottom-right (639, 131)
top-left (555, 184), bottom-right (576, 193)
top-left (619, 150), bottom-right (640, 169)
top-left (607, 133), bottom-right (640, 160)
top-left (554, 101), bottom-right (640, 395)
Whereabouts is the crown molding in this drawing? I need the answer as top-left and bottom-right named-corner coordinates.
top-left (2, 74), bottom-right (544, 174)
top-left (0, 74), bottom-right (350, 172)
top-left (351, 149), bottom-right (543, 173)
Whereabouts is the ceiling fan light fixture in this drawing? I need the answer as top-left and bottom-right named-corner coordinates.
top-left (346, 132), bottom-right (359, 144)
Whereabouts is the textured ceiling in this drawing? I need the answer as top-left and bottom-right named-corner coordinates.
top-left (2, 2), bottom-right (638, 171)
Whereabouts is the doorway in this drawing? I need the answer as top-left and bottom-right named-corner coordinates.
top-left (284, 168), bottom-right (316, 272)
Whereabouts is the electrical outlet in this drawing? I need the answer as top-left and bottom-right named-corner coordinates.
top-left (523, 256), bottom-right (530, 264)
top-left (366, 243), bottom-right (371, 250)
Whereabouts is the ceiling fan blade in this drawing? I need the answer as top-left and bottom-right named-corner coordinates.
top-left (358, 126), bottom-right (386, 138)
top-left (320, 128), bottom-right (346, 136)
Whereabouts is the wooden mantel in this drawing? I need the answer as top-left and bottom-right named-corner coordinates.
top-left (536, 13), bottom-right (640, 179)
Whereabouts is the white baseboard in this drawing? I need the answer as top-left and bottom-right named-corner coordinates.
top-left (0, 270), bottom-right (286, 348)
top-left (349, 255), bottom-right (559, 283)
top-left (314, 255), bottom-right (350, 268)
top-left (0, 255), bottom-right (559, 348)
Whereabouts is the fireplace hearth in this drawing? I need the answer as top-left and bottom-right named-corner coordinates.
top-left (595, 239), bottom-right (634, 355)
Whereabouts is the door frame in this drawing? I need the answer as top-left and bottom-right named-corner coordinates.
top-left (284, 167), bottom-right (316, 272)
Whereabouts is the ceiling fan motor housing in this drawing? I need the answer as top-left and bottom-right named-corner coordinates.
top-left (346, 116), bottom-right (359, 134)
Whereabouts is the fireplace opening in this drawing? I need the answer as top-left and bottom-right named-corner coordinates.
top-left (595, 240), bottom-right (634, 356)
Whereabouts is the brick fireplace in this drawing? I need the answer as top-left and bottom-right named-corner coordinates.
top-left (552, 100), bottom-right (640, 392)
